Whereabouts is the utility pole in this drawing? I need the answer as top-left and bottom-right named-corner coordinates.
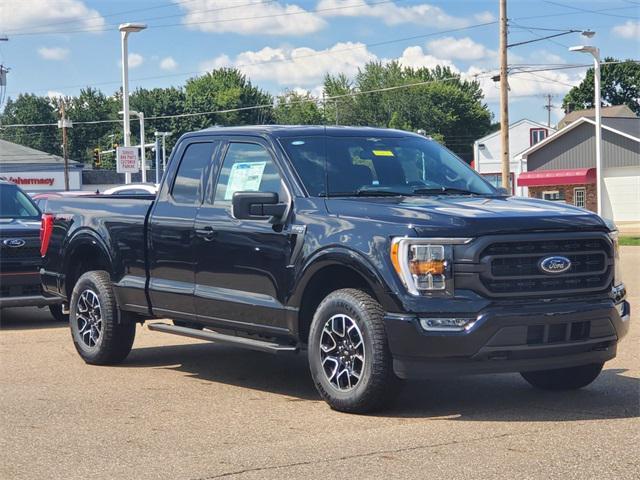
top-left (58, 102), bottom-right (70, 191)
top-left (543, 94), bottom-right (554, 127)
top-left (499, 0), bottom-right (510, 191)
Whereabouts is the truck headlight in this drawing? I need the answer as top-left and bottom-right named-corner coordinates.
top-left (390, 238), bottom-right (469, 295)
top-left (608, 229), bottom-right (622, 286)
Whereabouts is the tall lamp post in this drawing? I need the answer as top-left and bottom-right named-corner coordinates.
top-left (569, 36), bottom-right (601, 216)
top-left (119, 22), bottom-right (146, 184)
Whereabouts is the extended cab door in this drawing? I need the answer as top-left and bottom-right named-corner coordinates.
top-left (147, 139), bottom-right (220, 320)
top-left (193, 138), bottom-right (296, 335)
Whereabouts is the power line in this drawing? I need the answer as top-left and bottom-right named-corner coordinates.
top-left (542, 0), bottom-right (639, 19)
top-left (0, 72), bottom-right (493, 129)
top-left (5, 0), bottom-right (407, 37)
top-left (5, 20), bottom-right (498, 96)
top-left (514, 4), bottom-right (637, 21)
top-left (2, 0), bottom-right (205, 33)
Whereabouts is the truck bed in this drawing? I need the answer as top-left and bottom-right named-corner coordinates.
top-left (41, 195), bottom-right (155, 313)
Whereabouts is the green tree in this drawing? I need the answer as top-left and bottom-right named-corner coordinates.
top-left (323, 73), bottom-right (358, 126)
top-left (130, 86), bottom-right (186, 156)
top-left (183, 68), bottom-right (274, 131)
top-left (563, 58), bottom-right (640, 115)
top-left (274, 90), bottom-right (324, 125)
top-left (64, 88), bottom-right (119, 163)
top-left (0, 94), bottom-right (58, 154)
top-left (324, 62), bottom-right (492, 161)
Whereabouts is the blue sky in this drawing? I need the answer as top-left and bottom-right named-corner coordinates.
top-left (1, 0), bottom-right (638, 126)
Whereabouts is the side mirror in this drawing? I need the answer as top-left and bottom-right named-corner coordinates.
top-left (496, 187), bottom-right (510, 196)
top-left (232, 191), bottom-right (287, 221)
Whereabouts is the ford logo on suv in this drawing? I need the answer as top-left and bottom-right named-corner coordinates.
top-left (539, 256), bottom-right (572, 274)
top-left (2, 238), bottom-right (26, 248)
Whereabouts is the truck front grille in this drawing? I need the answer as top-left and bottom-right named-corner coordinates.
top-left (455, 234), bottom-right (614, 298)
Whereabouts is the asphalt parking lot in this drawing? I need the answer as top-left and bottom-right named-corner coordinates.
top-left (1, 248), bottom-right (638, 480)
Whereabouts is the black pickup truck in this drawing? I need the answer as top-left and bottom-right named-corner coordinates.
top-left (41, 126), bottom-right (630, 413)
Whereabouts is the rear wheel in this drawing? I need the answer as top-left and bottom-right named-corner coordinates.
top-left (308, 288), bottom-right (399, 413)
top-left (520, 363), bottom-right (604, 390)
top-left (70, 271), bottom-right (135, 365)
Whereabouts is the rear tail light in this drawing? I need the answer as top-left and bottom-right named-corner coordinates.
top-left (40, 213), bottom-right (54, 257)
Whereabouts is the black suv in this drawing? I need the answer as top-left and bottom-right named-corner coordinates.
top-left (40, 127), bottom-right (630, 412)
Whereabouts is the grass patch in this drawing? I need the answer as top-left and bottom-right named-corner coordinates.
top-left (620, 236), bottom-right (640, 246)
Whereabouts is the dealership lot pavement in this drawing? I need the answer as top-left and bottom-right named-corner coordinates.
top-left (1, 248), bottom-right (638, 480)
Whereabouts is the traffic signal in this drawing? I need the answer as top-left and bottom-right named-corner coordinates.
top-left (93, 148), bottom-right (101, 168)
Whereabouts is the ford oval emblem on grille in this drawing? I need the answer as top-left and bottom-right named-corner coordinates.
top-left (2, 238), bottom-right (26, 248)
top-left (539, 256), bottom-right (571, 274)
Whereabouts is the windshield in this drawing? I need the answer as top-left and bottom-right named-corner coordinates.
top-left (280, 135), bottom-right (496, 197)
top-left (0, 184), bottom-right (41, 219)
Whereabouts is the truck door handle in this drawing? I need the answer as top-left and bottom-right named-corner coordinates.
top-left (195, 226), bottom-right (216, 241)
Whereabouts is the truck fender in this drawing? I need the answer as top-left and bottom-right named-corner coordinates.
top-left (290, 246), bottom-right (401, 312)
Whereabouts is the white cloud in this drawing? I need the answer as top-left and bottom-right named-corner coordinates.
top-left (471, 67), bottom-right (581, 102)
top-left (612, 20), bottom-right (640, 39)
top-left (317, 0), bottom-right (470, 28)
top-left (474, 11), bottom-right (495, 23)
top-left (528, 50), bottom-right (566, 65)
top-left (128, 53), bottom-right (144, 69)
top-left (37, 47), bottom-right (70, 60)
top-left (426, 37), bottom-right (495, 61)
top-left (174, 0), bottom-right (325, 36)
top-left (202, 42), bottom-right (377, 86)
top-left (46, 90), bottom-right (64, 99)
top-left (160, 56), bottom-right (178, 70)
top-left (0, 0), bottom-right (105, 33)
top-left (396, 46), bottom-right (458, 71)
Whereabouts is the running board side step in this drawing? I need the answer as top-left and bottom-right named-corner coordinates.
top-left (147, 323), bottom-right (299, 355)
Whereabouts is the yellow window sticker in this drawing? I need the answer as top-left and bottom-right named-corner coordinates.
top-left (372, 150), bottom-right (394, 157)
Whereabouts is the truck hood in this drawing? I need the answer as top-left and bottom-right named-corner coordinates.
top-left (325, 195), bottom-right (608, 237)
top-left (0, 218), bottom-right (41, 238)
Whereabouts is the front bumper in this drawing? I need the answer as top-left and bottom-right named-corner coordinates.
top-left (385, 296), bottom-right (630, 379)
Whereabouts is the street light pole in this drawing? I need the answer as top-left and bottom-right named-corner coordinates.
top-left (569, 43), bottom-right (602, 216)
top-left (138, 111), bottom-right (146, 183)
top-left (119, 23), bottom-right (146, 185)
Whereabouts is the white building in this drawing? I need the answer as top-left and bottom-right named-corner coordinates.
top-left (473, 119), bottom-right (555, 196)
top-left (0, 139), bottom-right (83, 191)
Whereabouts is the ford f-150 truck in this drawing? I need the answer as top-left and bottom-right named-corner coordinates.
top-left (0, 179), bottom-right (64, 320)
top-left (40, 126), bottom-right (630, 413)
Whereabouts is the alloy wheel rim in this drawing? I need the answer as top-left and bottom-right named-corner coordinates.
top-left (76, 289), bottom-right (102, 348)
top-left (320, 314), bottom-right (365, 391)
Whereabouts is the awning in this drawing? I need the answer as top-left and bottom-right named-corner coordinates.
top-left (517, 168), bottom-right (596, 187)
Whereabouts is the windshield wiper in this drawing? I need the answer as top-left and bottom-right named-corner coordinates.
top-left (411, 186), bottom-right (482, 196)
top-left (355, 187), bottom-right (408, 197)
top-left (325, 188), bottom-right (408, 197)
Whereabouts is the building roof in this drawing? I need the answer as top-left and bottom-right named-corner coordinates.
top-left (558, 105), bottom-right (636, 129)
top-left (0, 138), bottom-right (81, 166)
top-left (602, 117), bottom-right (640, 138)
top-left (520, 116), bottom-right (640, 159)
top-left (473, 118), bottom-right (551, 145)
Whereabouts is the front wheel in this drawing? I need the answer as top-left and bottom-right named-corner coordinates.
top-left (520, 363), bottom-right (604, 390)
top-left (308, 288), bottom-right (399, 413)
top-left (69, 270), bottom-right (136, 365)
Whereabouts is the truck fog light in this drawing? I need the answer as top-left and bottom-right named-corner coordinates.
top-left (420, 317), bottom-right (476, 332)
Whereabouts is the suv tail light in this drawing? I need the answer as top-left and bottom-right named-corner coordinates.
top-left (40, 213), bottom-right (54, 257)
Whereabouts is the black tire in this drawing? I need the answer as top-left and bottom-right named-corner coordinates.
top-left (308, 288), bottom-right (399, 413)
top-left (521, 363), bottom-right (604, 391)
top-left (49, 304), bottom-right (69, 322)
top-left (69, 270), bottom-right (136, 365)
